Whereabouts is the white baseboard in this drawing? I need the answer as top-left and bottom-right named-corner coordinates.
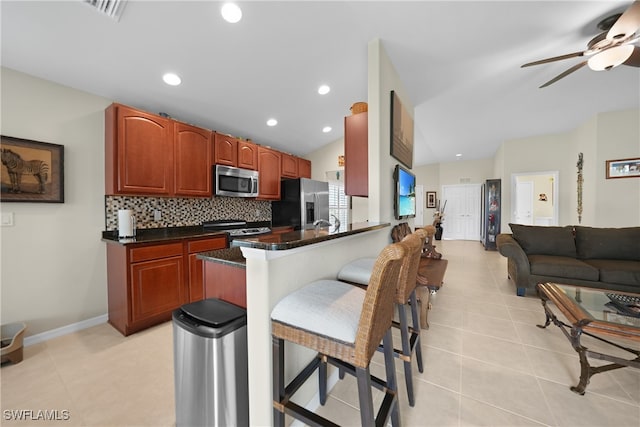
top-left (23, 314), bottom-right (108, 347)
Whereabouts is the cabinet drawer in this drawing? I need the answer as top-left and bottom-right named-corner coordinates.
top-left (188, 237), bottom-right (227, 253)
top-left (130, 243), bottom-right (183, 263)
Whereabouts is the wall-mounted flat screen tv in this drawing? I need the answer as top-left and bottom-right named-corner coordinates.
top-left (394, 164), bottom-right (416, 220)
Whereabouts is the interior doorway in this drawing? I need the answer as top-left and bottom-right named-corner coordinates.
top-left (511, 171), bottom-right (559, 226)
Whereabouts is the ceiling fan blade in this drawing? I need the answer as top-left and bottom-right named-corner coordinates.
top-left (624, 45), bottom-right (640, 66)
top-left (607, 0), bottom-right (640, 40)
top-left (539, 61), bottom-right (588, 88)
top-left (521, 51), bottom-right (585, 68)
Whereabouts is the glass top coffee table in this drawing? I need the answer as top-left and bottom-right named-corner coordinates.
top-left (536, 282), bottom-right (640, 395)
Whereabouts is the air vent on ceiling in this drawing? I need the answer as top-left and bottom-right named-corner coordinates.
top-left (83, 0), bottom-right (127, 21)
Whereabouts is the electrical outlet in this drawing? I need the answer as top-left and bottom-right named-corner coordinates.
top-left (1, 212), bottom-right (14, 226)
top-left (154, 210), bottom-right (162, 221)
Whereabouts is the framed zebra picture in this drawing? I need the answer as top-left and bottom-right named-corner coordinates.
top-left (1, 135), bottom-right (64, 203)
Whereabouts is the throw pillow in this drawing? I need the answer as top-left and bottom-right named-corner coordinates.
top-left (574, 226), bottom-right (640, 261)
top-left (509, 224), bottom-right (576, 257)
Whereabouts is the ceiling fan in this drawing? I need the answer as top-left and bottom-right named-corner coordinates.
top-left (522, 1), bottom-right (640, 88)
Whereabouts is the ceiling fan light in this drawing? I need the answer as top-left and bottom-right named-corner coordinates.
top-left (587, 45), bottom-right (635, 71)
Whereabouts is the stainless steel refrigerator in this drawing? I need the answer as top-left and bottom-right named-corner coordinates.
top-left (272, 178), bottom-right (329, 230)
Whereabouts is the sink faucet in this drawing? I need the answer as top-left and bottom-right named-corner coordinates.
top-left (313, 219), bottom-right (331, 228)
top-left (330, 214), bottom-right (341, 229)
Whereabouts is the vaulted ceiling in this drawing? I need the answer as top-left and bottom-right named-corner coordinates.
top-left (2, 1), bottom-right (639, 166)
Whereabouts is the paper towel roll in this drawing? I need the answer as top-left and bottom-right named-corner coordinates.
top-left (118, 209), bottom-right (135, 238)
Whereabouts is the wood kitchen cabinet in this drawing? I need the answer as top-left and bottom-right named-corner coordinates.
top-left (213, 132), bottom-right (238, 167)
top-left (105, 103), bottom-right (174, 195)
top-left (298, 158), bottom-right (311, 179)
top-left (106, 235), bottom-right (227, 336)
top-left (105, 103), bottom-right (212, 197)
top-left (257, 146), bottom-right (281, 200)
top-left (344, 112), bottom-right (368, 196)
top-left (204, 262), bottom-right (246, 308)
top-left (237, 140), bottom-right (258, 170)
top-left (187, 237), bottom-right (227, 303)
top-left (281, 153), bottom-right (299, 178)
top-left (174, 122), bottom-right (212, 197)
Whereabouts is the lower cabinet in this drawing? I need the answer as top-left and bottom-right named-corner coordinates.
top-left (106, 235), bottom-right (227, 336)
top-left (204, 262), bottom-right (247, 308)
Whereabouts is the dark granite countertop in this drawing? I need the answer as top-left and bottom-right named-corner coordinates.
top-left (231, 222), bottom-right (390, 251)
top-left (101, 226), bottom-right (228, 245)
top-left (197, 247), bottom-right (246, 268)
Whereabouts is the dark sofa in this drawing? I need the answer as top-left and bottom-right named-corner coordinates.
top-left (496, 224), bottom-right (640, 296)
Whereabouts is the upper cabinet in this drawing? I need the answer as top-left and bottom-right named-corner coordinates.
top-left (344, 112), bottom-right (368, 197)
top-left (214, 133), bottom-right (258, 171)
top-left (298, 158), bottom-right (312, 179)
top-left (213, 133), bottom-right (238, 167)
top-left (105, 103), bottom-right (212, 197)
top-left (281, 153), bottom-right (299, 179)
top-left (106, 104), bottom-right (174, 196)
top-left (257, 146), bottom-right (281, 200)
top-left (174, 123), bottom-right (212, 197)
top-left (237, 140), bottom-right (258, 170)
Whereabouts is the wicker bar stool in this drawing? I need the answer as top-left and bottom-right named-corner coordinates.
top-left (336, 229), bottom-right (427, 407)
top-left (271, 241), bottom-right (407, 427)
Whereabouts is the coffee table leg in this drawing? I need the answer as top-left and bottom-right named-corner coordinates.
top-left (570, 347), bottom-right (591, 395)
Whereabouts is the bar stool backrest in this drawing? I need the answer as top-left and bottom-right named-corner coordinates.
top-left (354, 241), bottom-right (407, 367)
top-left (395, 232), bottom-right (427, 303)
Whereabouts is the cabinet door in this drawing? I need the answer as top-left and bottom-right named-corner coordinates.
top-left (204, 262), bottom-right (247, 308)
top-left (214, 133), bottom-right (238, 166)
top-left (237, 140), bottom-right (258, 170)
top-left (344, 112), bottom-right (368, 197)
top-left (187, 237), bottom-right (227, 303)
top-left (130, 255), bottom-right (185, 323)
top-left (298, 158), bottom-right (311, 179)
top-left (174, 123), bottom-right (212, 197)
top-left (257, 147), bottom-right (281, 200)
top-left (113, 105), bottom-right (174, 195)
top-left (281, 153), bottom-right (299, 178)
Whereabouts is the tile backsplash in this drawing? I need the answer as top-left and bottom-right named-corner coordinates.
top-left (105, 195), bottom-right (271, 231)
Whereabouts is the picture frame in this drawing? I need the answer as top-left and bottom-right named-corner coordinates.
top-left (390, 90), bottom-right (414, 169)
top-left (426, 191), bottom-right (437, 208)
top-left (606, 157), bottom-right (640, 179)
top-left (1, 135), bottom-right (64, 203)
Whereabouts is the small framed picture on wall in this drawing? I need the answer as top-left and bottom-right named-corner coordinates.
top-left (426, 191), bottom-right (436, 208)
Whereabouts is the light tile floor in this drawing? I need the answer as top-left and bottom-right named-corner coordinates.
top-left (1, 240), bottom-right (639, 426)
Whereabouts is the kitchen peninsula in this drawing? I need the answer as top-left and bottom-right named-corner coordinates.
top-left (223, 222), bottom-right (390, 425)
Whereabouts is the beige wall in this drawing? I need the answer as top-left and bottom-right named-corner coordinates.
top-left (305, 136), bottom-right (344, 182)
top-left (366, 39), bottom-right (414, 226)
top-left (1, 68), bottom-right (112, 335)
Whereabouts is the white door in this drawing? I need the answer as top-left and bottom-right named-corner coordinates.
top-left (514, 181), bottom-right (534, 224)
top-left (414, 184), bottom-right (424, 226)
top-left (441, 184), bottom-right (481, 240)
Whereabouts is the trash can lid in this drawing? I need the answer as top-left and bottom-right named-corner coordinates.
top-left (179, 298), bottom-right (246, 328)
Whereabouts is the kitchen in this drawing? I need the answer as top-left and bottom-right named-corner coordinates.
top-left (1, 33), bottom-right (408, 425)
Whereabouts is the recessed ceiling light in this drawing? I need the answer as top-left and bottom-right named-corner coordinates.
top-left (221, 3), bottom-right (242, 23)
top-left (456, 153), bottom-right (462, 157)
top-left (318, 85), bottom-right (330, 95)
top-left (322, 126), bottom-right (332, 133)
top-left (162, 73), bottom-right (181, 86)
top-left (267, 118), bottom-right (278, 127)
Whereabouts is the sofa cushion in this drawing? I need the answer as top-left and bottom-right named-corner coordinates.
top-left (574, 226), bottom-right (640, 261)
top-left (528, 255), bottom-right (599, 281)
top-left (583, 259), bottom-right (640, 286)
top-left (509, 224), bottom-right (576, 257)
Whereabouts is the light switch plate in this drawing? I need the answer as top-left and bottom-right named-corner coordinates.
top-left (1, 212), bottom-right (14, 226)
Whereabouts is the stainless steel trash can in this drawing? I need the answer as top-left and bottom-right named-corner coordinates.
top-left (173, 298), bottom-right (248, 427)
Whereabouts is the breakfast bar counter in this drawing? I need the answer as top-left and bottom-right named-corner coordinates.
top-left (236, 221), bottom-right (391, 426)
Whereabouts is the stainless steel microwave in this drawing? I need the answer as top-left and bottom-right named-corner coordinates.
top-left (214, 165), bottom-right (259, 197)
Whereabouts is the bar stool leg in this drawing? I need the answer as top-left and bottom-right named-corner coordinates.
top-left (272, 336), bottom-right (285, 427)
top-left (398, 303), bottom-right (415, 407)
top-left (319, 357), bottom-right (328, 405)
top-left (409, 290), bottom-right (424, 373)
top-left (382, 329), bottom-right (401, 427)
top-left (356, 366), bottom-right (375, 426)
